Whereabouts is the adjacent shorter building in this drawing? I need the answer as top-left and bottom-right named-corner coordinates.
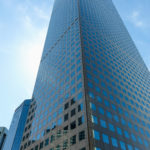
top-left (0, 127), bottom-right (8, 150)
top-left (3, 100), bottom-right (31, 150)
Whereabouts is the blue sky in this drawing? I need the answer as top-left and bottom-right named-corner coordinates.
top-left (0, 0), bottom-right (150, 129)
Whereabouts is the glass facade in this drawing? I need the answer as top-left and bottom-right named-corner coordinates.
top-left (3, 100), bottom-right (31, 150)
top-left (0, 127), bottom-right (8, 150)
top-left (21, 0), bottom-right (150, 150)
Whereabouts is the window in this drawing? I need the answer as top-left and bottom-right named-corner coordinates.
top-left (44, 138), bottom-right (49, 146)
top-left (117, 127), bottom-right (122, 135)
top-left (64, 114), bottom-right (68, 121)
top-left (124, 131), bottom-right (129, 139)
top-left (70, 121), bottom-right (76, 130)
top-left (80, 147), bottom-right (86, 150)
top-left (99, 107), bottom-right (104, 115)
top-left (89, 92), bottom-right (94, 99)
top-left (97, 96), bottom-right (102, 103)
top-left (64, 102), bottom-right (69, 110)
top-left (58, 118), bottom-right (62, 125)
top-left (77, 92), bottom-right (83, 100)
top-left (120, 141), bottom-right (126, 150)
top-left (71, 108), bottom-right (76, 117)
top-left (100, 119), bottom-right (107, 128)
top-left (121, 118), bottom-right (126, 125)
top-left (64, 126), bottom-right (68, 131)
top-left (56, 145), bottom-right (60, 150)
top-left (127, 144), bottom-right (133, 150)
top-left (108, 123), bottom-right (115, 132)
top-left (35, 145), bottom-right (38, 150)
top-left (144, 140), bottom-right (149, 147)
top-left (71, 98), bottom-right (75, 105)
top-left (106, 111), bottom-right (112, 119)
top-left (79, 131), bottom-right (85, 141)
top-left (63, 139), bottom-right (68, 150)
top-left (138, 137), bottom-right (142, 144)
top-left (78, 103), bottom-right (83, 112)
top-left (114, 115), bottom-right (119, 122)
top-left (94, 147), bottom-right (101, 150)
top-left (104, 100), bottom-right (109, 107)
top-left (70, 135), bottom-right (76, 145)
top-left (57, 130), bottom-right (61, 138)
top-left (93, 130), bottom-right (100, 140)
top-left (128, 122), bottom-right (132, 128)
top-left (111, 137), bottom-right (118, 147)
top-left (91, 115), bottom-right (98, 124)
top-left (51, 135), bottom-right (55, 143)
top-left (90, 102), bottom-right (96, 111)
top-left (102, 134), bottom-right (109, 144)
top-left (40, 142), bottom-right (43, 149)
top-left (78, 116), bottom-right (84, 126)
top-left (131, 134), bottom-right (136, 142)
top-left (96, 86), bottom-right (100, 92)
top-left (77, 82), bottom-right (82, 89)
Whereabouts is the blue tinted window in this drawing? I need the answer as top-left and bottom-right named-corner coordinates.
top-left (58, 107), bottom-right (63, 114)
top-left (120, 141), bottom-right (126, 150)
top-left (92, 115), bottom-right (98, 124)
top-left (58, 118), bottom-right (62, 125)
top-left (116, 98), bottom-right (120, 104)
top-left (111, 137), bottom-right (118, 147)
top-left (103, 90), bottom-right (107, 97)
top-left (127, 144), bottom-right (133, 150)
top-left (48, 116), bottom-right (51, 122)
top-left (94, 147), bottom-right (101, 150)
top-left (88, 82), bottom-right (93, 88)
top-left (117, 127), bottom-right (122, 135)
top-left (99, 107), bottom-right (104, 115)
top-left (102, 134), bottom-right (109, 144)
top-left (93, 130), bottom-right (100, 140)
top-left (100, 120), bottom-right (107, 128)
top-left (77, 74), bottom-right (82, 80)
top-left (109, 123), bottom-right (115, 132)
top-left (138, 137), bottom-right (143, 144)
top-left (128, 122), bottom-right (132, 128)
top-left (112, 104), bottom-right (116, 110)
top-left (118, 107), bottom-right (123, 114)
top-left (106, 111), bottom-right (112, 119)
top-left (114, 115), bottom-right (119, 122)
top-left (96, 87), bottom-right (100, 92)
top-left (121, 118), bottom-right (126, 125)
top-left (131, 134), bottom-right (136, 142)
top-left (89, 92), bottom-right (94, 99)
top-left (71, 87), bottom-right (75, 95)
top-left (124, 131), bottom-right (129, 139)
top-left (104, 100), bottom-right (109, 107)
top-left (90, 103), bottom-right (96, 111)
top-left (110, 95), bottom-right (114, 101)
top-left (77, 92), bottom-right (83, 100)
top-left (144, 140), bottom-right (149, 147)
top-left (97, 96), bottom-right (102, 103)
top-left (134, 125), bottom-right (138, 132)
top-left (77, 82), bottom-right (82, 89)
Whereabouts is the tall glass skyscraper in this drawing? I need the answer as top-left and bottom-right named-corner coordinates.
top-left (20, 0), bottom-right (150, 150)
top-left (3, 100), bottom-right (31, 150)
top-left (0, 127), bottom-right (8, 150)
